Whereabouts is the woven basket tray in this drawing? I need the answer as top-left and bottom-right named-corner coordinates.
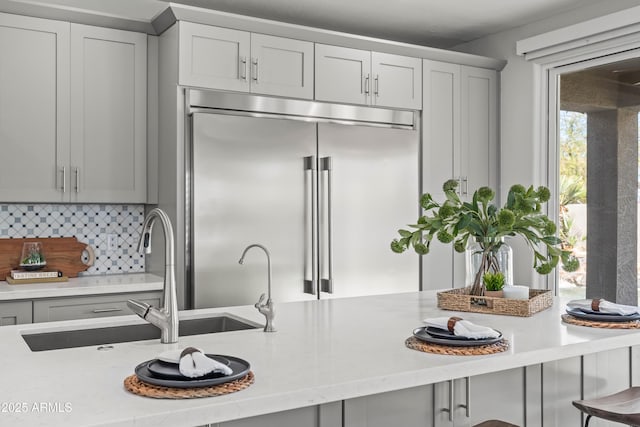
top-left (437, 287), bottom-right (552, 317)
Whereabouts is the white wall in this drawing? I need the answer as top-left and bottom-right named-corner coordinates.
top-left (453, 0), bottom-right (640, 287)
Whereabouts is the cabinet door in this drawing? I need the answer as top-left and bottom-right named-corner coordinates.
top-left (460, 66), bottom-right (497, 198)
top-left (421, 60), bottom-right (461, 290)
top-left (250, 33), bottom-right (313, 99)
top-left (179, 21), bottom-right (250, 92)
top-left (344, 385), bottom-right (433, 427)
top-left (371, 52), bottom-right (421, 109)
top-left (0, 13), bottom-right (70, 202)
top-left (0, 301), bottom-right (32, 325)
top-left (434, 370), bottom-right (525, 427)
top-left (218, 402), bottom-right (341, 427)
top-left (33, 292), bottom-right (161, 323)
top-left (315, 44), bottom-right (370, 105)
top-left (70, 24), bottom-right (147, 203)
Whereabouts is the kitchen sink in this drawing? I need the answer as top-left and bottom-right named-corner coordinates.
top-left (21, 314), bottom-right (262, 351)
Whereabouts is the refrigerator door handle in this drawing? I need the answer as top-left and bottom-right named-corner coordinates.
top-left (320, 156), bottom-right (334, 293)
top-left (304, 156), bottom-right (317, 295)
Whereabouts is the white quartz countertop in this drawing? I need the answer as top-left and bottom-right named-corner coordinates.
top-left (3, 290), bottom-right (640, 427)
top-left (0, 273), bottom-right (163, 300)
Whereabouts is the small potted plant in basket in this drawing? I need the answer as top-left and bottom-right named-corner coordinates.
top-left (391, 179), bottom-right (579, 296)
top-left (482, 272), bottom-right (505, 298)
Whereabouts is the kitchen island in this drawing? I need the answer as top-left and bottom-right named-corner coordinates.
top-left (2, 290), bottom-right (639, 427)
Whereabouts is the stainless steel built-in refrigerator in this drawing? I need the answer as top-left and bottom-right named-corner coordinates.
top-left (188, 91), bottom-right (419, 308)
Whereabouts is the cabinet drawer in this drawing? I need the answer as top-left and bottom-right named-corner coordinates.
top-left (33, 292), bottom-right (161, 323)
top-left (0, 301), bottom-right (33, 325)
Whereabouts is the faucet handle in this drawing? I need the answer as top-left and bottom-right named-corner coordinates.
top-left (255, 293), bottom-right (267, 307)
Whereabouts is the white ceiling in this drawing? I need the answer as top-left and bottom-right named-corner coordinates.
top-left (3, 0), bottom-right (619, 48)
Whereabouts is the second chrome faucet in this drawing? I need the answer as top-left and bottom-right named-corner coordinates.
top-left (238, 244), bottom-right (276, 332)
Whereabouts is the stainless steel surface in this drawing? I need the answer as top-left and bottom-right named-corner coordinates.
top-left (192, 113), bottom-right (317, 307)
top-left (238, 243), bottom-right (276, 332)
top-left (21, 314), bottom-right (261, 351)
top-left (128, 208), bottom-right (179, 344)
top-left (447, 379), bottom-right (454, 422)
top-left (303, 156), bottom-right (318, 295)
top-left (91, 308), bottom-right (123, 313)
top-left (188, 90), bottom-right (416, 128)
top-left (240, 56), bottom-right (247, 81)
top-left (319, 156), bottom-right (334, 294)
top-left (317, 122), bottom-right (419, 298)
top-left (252, 58), bottom-right (258, 82)
top-left (463, 377), bottom-right (470, 417)
top-left (189, 94), bottom-right (419, 308)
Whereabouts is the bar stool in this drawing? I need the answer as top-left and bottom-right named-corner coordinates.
top-left (572, 386), bottom-right (640, 426)
top-left (473, 421), bottom-right (519, 427)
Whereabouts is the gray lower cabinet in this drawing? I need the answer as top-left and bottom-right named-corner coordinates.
top-left (434, 368), bottom-right (525, 426)
top-left (212, 402), bottom-right (341, 427)
top-left (0, 301), bottom-right (33, 326)
top-left (33, 291), bottom-right (161, 323)
top-left (344, 384), bottom-right (433, 427)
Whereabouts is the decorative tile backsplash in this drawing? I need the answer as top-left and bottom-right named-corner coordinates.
top-left (0, 204), bottom-right (145, 275)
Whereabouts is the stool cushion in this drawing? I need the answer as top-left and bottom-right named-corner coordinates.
top-left (473, 421), bottom-right (519, 427)
top-left (572, 386), bottom-right (640, 426)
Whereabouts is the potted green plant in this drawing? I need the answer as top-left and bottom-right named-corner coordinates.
top-left (391, 180), bottom-right (579, 296)
top-left (482, 272), bottom-right (505, 298)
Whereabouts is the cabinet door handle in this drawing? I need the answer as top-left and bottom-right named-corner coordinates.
top-left (460, 376), bottom-right (470, 418)
top-left (92, 308), bottom-right (123, 313)
top-left (374, 75), bottom-right (379, 96)
top-left (239, 57), bottom-right (247, 80)
top-left (252, 58), bottom-right (259, 82)
top-left (61, 166), bottom-right (67, 193)
top-left (364, 74), bottom-right (370, 96)
top-left (462, 176), bottom-right (468, 196)
top-left (74, 168), bottom-right (80, 193)
top-left (446, 379), bottom-right (454, 421)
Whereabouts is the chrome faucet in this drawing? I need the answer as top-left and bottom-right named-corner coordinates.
top-left (238, 244), bottom-right (276, 332)
top-left (127, 208), bottom-right (179, 343)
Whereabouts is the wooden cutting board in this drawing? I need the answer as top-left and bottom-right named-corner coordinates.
top-left (0, 237), bottom-right (94, 279)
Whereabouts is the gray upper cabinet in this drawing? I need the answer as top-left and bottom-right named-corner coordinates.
top-left (315, 44), bottom-right (422, 109)
top-left (179, 22), bottom-right (314, 99)
top-left (0, 13), bottom-right (147, 203)
top-left (70, 24), bottom-right (147, 203)
top-left (0, 13), bottom-right (70, 203)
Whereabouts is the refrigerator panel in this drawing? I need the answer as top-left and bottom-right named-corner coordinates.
top-left (192, 113), bottom-right (317, 308)
top-left (317, 123), bottom-right (419, 298)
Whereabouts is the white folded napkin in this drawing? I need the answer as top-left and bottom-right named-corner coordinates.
top-left (424, 317), bottom-right (500, 339)
top-left (157, 347), bottom-right (233, 378)
top-left (567, 299), bottom-right (638, 316)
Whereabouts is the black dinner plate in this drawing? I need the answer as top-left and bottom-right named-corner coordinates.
top-left (425, 326), bottom-right (502, 341)
top-left (566, 308), bottom-right (640, 322)
top-left (135, 355), bottom-right (250, 388)
top-left (413, 327), bottom-right (502, 347)
top-left (147, 354), bottom-right (231, 380)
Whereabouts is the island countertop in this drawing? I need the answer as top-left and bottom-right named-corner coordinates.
top-left (2, 290), bottom-right (639, 427)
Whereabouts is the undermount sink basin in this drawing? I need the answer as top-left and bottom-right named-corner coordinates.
top-left (21, 314), bottom-right (262, 352)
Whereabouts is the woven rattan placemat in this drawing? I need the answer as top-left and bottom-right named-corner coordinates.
top-left (405, 336), bottom-right (509, 355)
top-left (561, 314), bottom-right (640, 329)
top-left (124, 371), bottom-right (254, 399)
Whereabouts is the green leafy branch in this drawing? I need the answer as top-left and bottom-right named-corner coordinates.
top-left (391, 180), bottom-right (579, 295)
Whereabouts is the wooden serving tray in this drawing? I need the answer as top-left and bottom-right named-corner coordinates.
top-left (0, 237), bottom-right (94, 279)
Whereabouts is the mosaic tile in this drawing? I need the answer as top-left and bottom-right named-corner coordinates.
top-left (0, 204), bottom-right (146, 276)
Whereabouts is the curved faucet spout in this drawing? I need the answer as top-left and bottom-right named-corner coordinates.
top-left (239, 244), bottom-right (275, 332)
top-left (128, 208), bottom-right (179, 344)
